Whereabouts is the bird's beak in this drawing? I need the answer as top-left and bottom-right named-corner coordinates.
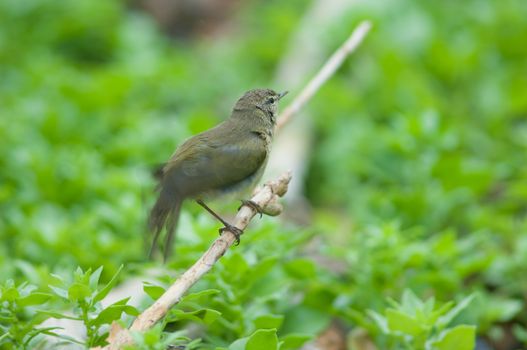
top-left (277, 91), bottom-right (289, 100)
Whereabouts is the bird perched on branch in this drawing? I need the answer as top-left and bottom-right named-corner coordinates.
top-left (149, 88), bottom-right (288, 261)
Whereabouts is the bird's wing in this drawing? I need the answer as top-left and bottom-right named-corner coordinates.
top-left (161, 129), bottom-right (268, 195)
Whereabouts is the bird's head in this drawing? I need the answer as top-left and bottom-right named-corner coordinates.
top-left (232, 88), bottom-right (288, 125)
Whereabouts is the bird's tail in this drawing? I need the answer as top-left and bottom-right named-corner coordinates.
top-left (148, 187), bottom-right (182, 262)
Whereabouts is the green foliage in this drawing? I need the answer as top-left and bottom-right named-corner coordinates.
top-left (128, 326), bottom-right (200, 350)
top-left (367, 290), bottom-right (475, 350)
top-left (42, 265), bottom-right (138, 347)
top-left (139, 225), bottom-right (317, 349)
top-left (0, 280), bottom-right (55, 349)
top-left (1, 0), bottom-right (526, 348)
top-left (228, 329), bottom-right (278, 350)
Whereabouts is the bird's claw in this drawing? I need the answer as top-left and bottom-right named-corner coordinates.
top-left (239, 199), bottom-right (263, 218)
top-left (219, 224), bottom-right (243, 246)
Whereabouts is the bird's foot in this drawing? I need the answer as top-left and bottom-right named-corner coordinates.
top-left (239, 199), bottom-right (263, 218)
top-left (219, 224), bottom-right (243, 246)
top-left (196, 199), bottom-right (244, 245)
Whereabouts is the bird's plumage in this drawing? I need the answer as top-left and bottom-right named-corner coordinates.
top-left (148, 88), bottom-right (286, 261)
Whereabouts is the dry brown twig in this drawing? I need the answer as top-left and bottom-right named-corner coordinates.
top-left (96, 20), bottom-right (371, 350)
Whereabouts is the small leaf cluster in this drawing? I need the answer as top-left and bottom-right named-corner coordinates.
top-left (43, 265), bottom-right (137, 348)
top-left (0, 280), bottom-right (53, 349)
top-left (368, 291), bottom-right (475, 350)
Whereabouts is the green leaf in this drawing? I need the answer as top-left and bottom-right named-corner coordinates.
top-left (74, 267), bottom-right (85, 280)
top-left (24, 327), bottom-right (63, 346)
top-left (89, 266), bottom-right (104, 290)
top-left (0, 315), bottom-right (16, 323)
top-left (401, 289), bottom-right (424, 314)
top-left (68, 282), bottom-right (91, 302)
top-left (431, 301), bottom-right (454, 324)
top-left (143, 283), bottom-right (165, 300)
top-left (132, 324), bottom-right (166, 346)
top-left (281, 306), bottom-right (330, 335)
top-left (488, 298), bottom-right (523, 322)
top-left (228, 337), bottom-right (248, 350)
top-left (437, 294), bottom-right (475, 330)
top-left (17, 292), bottom-right (53, 306)
top-left (245, 257), bottom-right (278, 285)
top-left (222, 253), bottom-right (249, 277)
top-left (36, 310), bottom-right (80, 320)
top-left (284, 259), bottom-right (316, 279)
top-left (91, 297), bottom-right (138, 326)
top-left (513, 324), bottom-right (527, 342)
top-left (180, 289), bottom-right (221, 303)
top-left (93, 264), bottom-right (123, 303)
top-left (279, 333), bottom-right (311, 349)
top-left (49, 274), bottom-right (65, 283)
top-left (368, 310), bottom-right (389, 333)
top-left (0, 333), bottom-right (10, 342)
top-left (1, 281), bottom-right (19, 302)
top-left (41, 330), bottom-right (84, 345)
top-left (386, 309), bottom-right (424, 336)
top-left (430, 325), bottom-right (476, 350)
top-left (253, 314), bottom-right (284, 330)
top-left (49, 286), bottom-right (69, 300)
top-left (246, 329), bottom-right (278, 350)
top-left (168, 308), bottom-right (221, 325)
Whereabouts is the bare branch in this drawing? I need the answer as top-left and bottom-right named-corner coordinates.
top-left (276, 20), bottom-right (372, 132)
top-left (98, 172), bottom-right (292, 350)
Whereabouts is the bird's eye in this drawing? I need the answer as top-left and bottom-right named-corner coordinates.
top-left (267, 97), bottom-right (275, 104)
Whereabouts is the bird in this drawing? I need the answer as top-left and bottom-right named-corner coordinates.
top-left (148, 88), bottom-right (288, 261)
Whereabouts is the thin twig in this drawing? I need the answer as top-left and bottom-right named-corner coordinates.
top-left (276, 20), bottom-right (372, 132)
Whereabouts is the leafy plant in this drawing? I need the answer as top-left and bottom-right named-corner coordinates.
top-left (128, 326), bottom-right (201, 350)
top-left (43, 265), bottom-right (138, 347)
top-left (0, 280), bottom-right (55, 349)
top-left (367, 290), bottom-right (476, 350)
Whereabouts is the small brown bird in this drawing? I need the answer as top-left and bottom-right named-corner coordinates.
top-left (149, 88), bottom-right (287, 261)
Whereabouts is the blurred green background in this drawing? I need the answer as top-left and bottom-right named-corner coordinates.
top-left (1, 0), bottom-right (526, 349)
